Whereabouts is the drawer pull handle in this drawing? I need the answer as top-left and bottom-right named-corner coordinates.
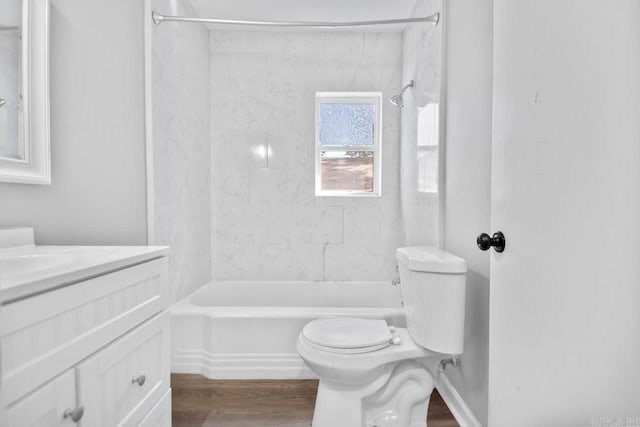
top-left (63, 405), bottom-right (84, 423)
top-left (132, 374), bottom-right (146, 386)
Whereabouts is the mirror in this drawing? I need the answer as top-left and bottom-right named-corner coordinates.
top-left (0, 0), bottom-right (50, 184)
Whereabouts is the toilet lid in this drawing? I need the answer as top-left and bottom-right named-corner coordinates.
top-left (302, 318), bottom-right (392, 351)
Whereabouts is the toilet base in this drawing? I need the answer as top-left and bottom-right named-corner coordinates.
top-left (311, 360), bottom-right (435, 427)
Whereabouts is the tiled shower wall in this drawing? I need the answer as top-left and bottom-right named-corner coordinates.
top-left (210, 30), bottom-right (403, 280)
top-left (152, 0), bottom-right (211, 302)
top-left (400, 0), bottom-right (441, 246)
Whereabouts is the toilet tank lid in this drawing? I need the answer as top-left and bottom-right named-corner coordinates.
top-left (396, 246), bottom-right (467, 273)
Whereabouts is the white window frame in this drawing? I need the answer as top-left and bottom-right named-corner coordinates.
top-left (314, 92), bottom-right (383, 197)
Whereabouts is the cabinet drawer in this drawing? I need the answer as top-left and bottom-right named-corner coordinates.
top-left (76, 312), bottom-right (170, 427)
top-left (2, 370), bottom-right (77, 427)
top-left (138, 388), bottom-right (171, 427)
top-left (0, 257), bottom-right (169, 406)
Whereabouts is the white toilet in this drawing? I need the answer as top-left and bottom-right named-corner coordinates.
top-left (296, 246), bottom-right (467, 427)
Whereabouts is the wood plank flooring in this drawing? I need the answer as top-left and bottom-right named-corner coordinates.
top-left (172, 374), bottom-right (459, 427)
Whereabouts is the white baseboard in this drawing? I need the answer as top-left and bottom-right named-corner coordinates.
top-left (436, 373), bottom-right (483, 427)
top-left (174, 349), bottom-right (482, 427)
top-left (172, 349), bottom-right (318, 379)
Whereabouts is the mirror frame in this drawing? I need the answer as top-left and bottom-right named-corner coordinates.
top-left (0, 0), bottom-right (50, 184)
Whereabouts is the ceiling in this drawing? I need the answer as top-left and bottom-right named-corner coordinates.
top-left (185, 0), bottom-right (418, 28)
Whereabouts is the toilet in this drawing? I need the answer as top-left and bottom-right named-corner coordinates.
top-left (296, 246), bottom-right (467, 427)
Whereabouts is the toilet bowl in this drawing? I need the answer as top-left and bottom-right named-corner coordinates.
top-left (297, 318), bottom-right (430, 385)
top-left (297, 247), bottom-right (467, 427)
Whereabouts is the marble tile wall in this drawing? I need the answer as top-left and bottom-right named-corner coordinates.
top-left (210, 30), bottom-right (404, 281)
top-left (152, 0), bottom-right (211, 302)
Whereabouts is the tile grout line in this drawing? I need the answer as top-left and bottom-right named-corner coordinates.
top-left (322, 241), bottom-right (328, 281)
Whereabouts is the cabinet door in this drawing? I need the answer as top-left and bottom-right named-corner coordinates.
top-left (76, 312), bottom-right (170, 427)
top-left (3, 370), bottom-right (79, 426)
top-left (139, 389), bottom-right (172, 427)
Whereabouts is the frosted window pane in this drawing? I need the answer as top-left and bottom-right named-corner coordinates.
top-left (417, 148), bottom-right (438, 193)
top-left (320, 151), bottom-right (374, 192)
top-left (319, 104), bottom-right (375, 146)
top-left (416, 103), bottom-right (439, 193)
top-left (417, 103), bottom-right (439, 147)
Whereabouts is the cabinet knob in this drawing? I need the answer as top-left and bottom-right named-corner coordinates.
top-left (63, 405), bottom-right (84, 423)
top-left (132, 374), bottom-right (146, 386)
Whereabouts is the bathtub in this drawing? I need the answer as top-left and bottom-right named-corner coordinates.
top-left (170, 281), bottom-right (405, 379)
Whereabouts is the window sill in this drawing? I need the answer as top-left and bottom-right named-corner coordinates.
top-left (315, 191), bottom-right (381, 198)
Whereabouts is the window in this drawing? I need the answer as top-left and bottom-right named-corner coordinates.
top-left (416, 103), bottom-right (439, 194)
top-left (315, 92), bottom-right (382, 197)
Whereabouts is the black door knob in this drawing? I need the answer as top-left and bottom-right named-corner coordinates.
top-left (477, 231), bottom-right (506, 253)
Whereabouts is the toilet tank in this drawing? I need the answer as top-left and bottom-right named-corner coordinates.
top-left (396, 247), bottom-right (467, 355)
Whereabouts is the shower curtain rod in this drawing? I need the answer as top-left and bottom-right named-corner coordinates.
top-left (151, 11), bottom-right (439, 28)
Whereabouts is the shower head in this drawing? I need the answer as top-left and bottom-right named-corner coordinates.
top-left (389, 80), bottom-right (414, 108)
top-left (390, 94), bottom-right (404, 107)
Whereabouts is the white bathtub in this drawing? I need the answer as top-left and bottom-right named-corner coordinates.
top-left (170, 281), bottom-right (405, 379)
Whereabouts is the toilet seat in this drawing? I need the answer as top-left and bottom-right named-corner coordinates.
top-left (301, 318), bottom-right (394, 354)
top-left (296, 326), bottom-right (431, 385)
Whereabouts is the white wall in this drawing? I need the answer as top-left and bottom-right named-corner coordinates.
top-left (151, 0), bottom-right (211, 302)
top-left (0, 0), bottom-right (148, 245)
top-left (441, 0), bottom-right (493, 425)
top-left (209, 30), bottom-right (403, 280)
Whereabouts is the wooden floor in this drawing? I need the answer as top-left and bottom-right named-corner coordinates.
top-left (172, 374), bottom-right (459, 427)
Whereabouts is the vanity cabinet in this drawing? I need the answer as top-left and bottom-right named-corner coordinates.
top-left (3, 370), bottom-right (76, 426)
top-left (76, 313), bottom-right (169, 427)
top-left (0, 253), bottom-right (171, 427)
top-left (139, 390), bottom-right (172, 427)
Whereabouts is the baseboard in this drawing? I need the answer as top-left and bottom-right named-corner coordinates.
top-left (174, 348), bottom-right (482, 426)
top-left (171, 348), bottom-right (318, 379)
top-left (436, 373), bottom-right (483, 427)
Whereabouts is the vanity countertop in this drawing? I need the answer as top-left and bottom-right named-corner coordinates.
top-left (0, 245), bottom-right (169, 305)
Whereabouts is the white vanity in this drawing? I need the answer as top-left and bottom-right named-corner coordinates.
top-left (0, 227), bottom-right (171, 426)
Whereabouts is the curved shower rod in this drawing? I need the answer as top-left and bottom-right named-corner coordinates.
top-left (151, 11), bottom-right (440, 28)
